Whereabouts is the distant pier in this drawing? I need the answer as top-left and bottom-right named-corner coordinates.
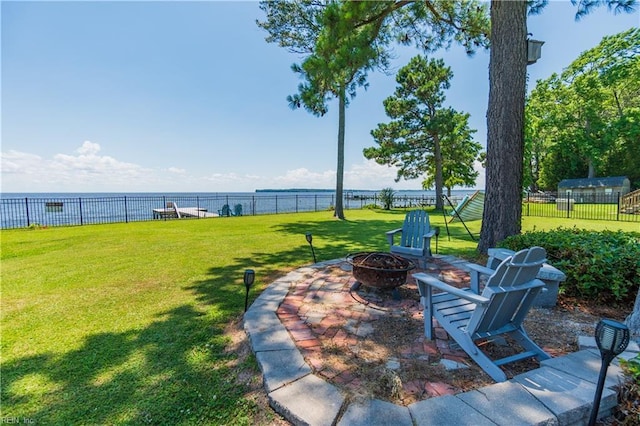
top-left (152, 202), bottom-right (218, 219)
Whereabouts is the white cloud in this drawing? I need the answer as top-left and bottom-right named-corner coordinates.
top-left (344, 160), bottom-right (417, 190)
top-left (273, 168), bottom-right (336, 188)
top-left (1, 150), bottom-right (44, 175)
top-left (1, 142), bottom-right (156, 192)
top-left (258, 162), bottom-right (423, 191)
top-left (76, 140), bottom-right (101, 156)
top-left (1, 144), bottom-right (477, 193)
top-left (166, 167), bottom-right (186, 174)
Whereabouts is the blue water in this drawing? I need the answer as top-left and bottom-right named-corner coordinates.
top-left (0, 190), bottom-right (473, 229)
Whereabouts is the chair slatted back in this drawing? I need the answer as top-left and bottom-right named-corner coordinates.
top-left (466, 247), bottom-right (546, 336)
top-left (400, 210), bottom-right (431, 249)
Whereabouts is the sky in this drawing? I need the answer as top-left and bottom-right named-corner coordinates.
top-left (1, 1), bottom-right (638, 193)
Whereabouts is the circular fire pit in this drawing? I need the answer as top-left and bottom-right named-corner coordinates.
top-left (346, 252), bottom-right (416, 290)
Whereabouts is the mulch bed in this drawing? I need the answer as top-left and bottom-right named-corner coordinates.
top-left (298, 261), bottom-right (631, 406)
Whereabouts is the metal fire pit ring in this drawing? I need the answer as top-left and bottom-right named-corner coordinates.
top-left (346, 252), bottom-right (416, 290)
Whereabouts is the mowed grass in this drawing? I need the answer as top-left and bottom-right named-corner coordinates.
top-left (1, 209), bottom-right (638, 424)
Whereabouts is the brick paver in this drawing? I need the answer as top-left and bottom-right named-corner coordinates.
top-left (275, 258), bottom-right (473, 388)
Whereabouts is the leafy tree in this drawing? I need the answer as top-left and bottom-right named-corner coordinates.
top-left (526, 28), bottom-right (640, 190)
top-left (478, 0), bottom-right (636, 252)
top-left (260, 0), bottom-right (634, 246)
top-left (258, 1), bottom-right (490, 219)
top-left (258, 1), bottom-right (391, 220)
top-left (364, 56), bottom-right (482, 210)
top-left (379, 187), bottom-right (395, 210)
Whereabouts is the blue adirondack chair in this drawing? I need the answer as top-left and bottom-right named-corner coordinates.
top-left (218, 204), bottom-right (231, 217)
top-left (386, 210), bottom-right (435, 267)
top-left (413, 246), bottom-right (551, 382)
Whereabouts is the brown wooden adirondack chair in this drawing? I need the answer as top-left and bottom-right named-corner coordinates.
top-left (386, 210), bottom-right (435, 267)
top-left (413, 246), bottom-right (551, 382)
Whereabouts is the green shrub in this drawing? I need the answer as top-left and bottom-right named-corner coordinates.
top-left (499, 227), bottom-right (640, 302)
top-left (379, 188), bottom-right (395, 210)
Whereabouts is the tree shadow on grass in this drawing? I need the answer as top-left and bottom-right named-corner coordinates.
top-left (2, 303), bottom-right (256, 424)
top-left (184, 217), bottom-right (405, 307)
top-left (2, 212), bottom-right (472, 424)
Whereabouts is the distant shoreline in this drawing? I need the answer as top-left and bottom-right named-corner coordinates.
top-left (255, 188), bottom-right (334, 193)
top-left (254, 188), bottom-right (455, 193)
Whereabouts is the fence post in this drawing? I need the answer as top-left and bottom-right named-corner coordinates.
top-left (296, 195), bottom-right (299, 214)
top-left (197, 196), bottom-right (200, 219)
top-left (79, 197), bottom-right (84, 225)
top-left (616, 192), bottom-right (620, 221)
top-left (124, 196), bottom-right (129, 223)
top-left (315, 195), bottom-right (318, 212)
top-left (566, 191), bottom-right (571, 219)
top-left (25, 197), bottom-right (30, 227)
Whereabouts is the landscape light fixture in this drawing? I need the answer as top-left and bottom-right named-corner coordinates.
top-left (527, 33), bottom-right (544, 65)
top-left (305, 233), bottom-right (317, 263)
top-left (588, 319), bottom-right (630, 426)
top-left (243, 269), bottom-right (255, 312)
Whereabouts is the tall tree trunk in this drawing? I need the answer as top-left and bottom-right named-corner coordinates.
top-left (433, 135), bottom-right (444, 211)
top-left (587, 158), bottom-right (596, 178)
top-left (478, 0), bottom-right (527, 253)
top-left (627, 289), bottom-right (640, 342)
top-left (334, 85), bottom-right (346, 220)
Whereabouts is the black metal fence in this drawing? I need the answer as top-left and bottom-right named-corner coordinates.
top-left (2, 191), bottom-right (637, 230)
top-left (522, 191), bottom-right (640, 223)
top-left (0, 193), bottom-right (447, 230)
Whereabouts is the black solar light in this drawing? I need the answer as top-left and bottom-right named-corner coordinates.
top-left (243, 269), bottom-right (255, 312)
top-left (588, 319), bottom-right (630, 426)
top-left (305, 233), bottom-right (317, 263)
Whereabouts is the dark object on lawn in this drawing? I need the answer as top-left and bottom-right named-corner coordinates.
top-left (243, 269), bottom-right (255, 312)
top-left (347, 252), bottom-right (415, 291)
top-left (588, 319), bottom-right (630, 426)
top-left (305, 233), bottom-right (317, 263)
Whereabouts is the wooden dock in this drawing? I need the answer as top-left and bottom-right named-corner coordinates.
top-left (153, 203), bottom-right (218, 219)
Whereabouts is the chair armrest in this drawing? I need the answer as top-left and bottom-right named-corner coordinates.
top-left (413, 273), bottom-right (489, 305)
top-left (386, 228), bottom-right (403, 246)
top-left (424, 229), bottom-right (436, 238)
top-left (466, 263), bottom-right (495, 276)
top-left (467, 263), bottom-right (495, 294)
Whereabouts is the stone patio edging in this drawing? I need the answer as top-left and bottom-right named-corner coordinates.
top-left (243, 258), bottom-right (639, 426)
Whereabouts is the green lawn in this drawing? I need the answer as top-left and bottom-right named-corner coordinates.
top-left (1, 210), bottom-right (637, 424)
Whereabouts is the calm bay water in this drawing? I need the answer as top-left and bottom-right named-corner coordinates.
top-left (0, 190), bottom-right (472, 229)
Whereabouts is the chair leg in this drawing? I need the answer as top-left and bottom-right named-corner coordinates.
top-left (452, 331), bottom-right (508, 382)
top-left (467, 350), bottom-right (508, 382)
top-left (417, 283), bottom-right (434, 340)
top-left (508, 328), bottom-right (551, 361)
top-left (442, 327), bottom-right (509, 382)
